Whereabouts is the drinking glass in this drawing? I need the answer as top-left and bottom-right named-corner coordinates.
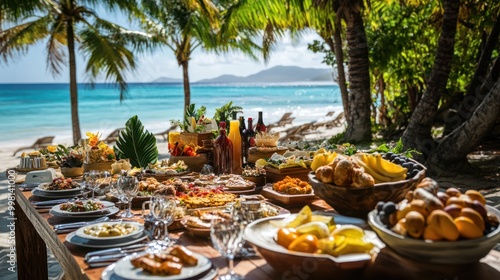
top-left (150, 195), bottom-right (176, 250)
top-left (116, 175), bottom-right (138, 218)
top-left (84, 170), bottom-right (101, 200)
top-left (210, 217), bottom-right (246, 280)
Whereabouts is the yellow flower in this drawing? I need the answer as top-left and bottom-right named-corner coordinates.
top-left (47, 145), bottom-right (57, 153)
top-left (86, 132), bottom-right (101, 147)
top-left (97, 141), bottom-right (108, 150)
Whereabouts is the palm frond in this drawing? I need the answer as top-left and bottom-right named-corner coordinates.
top-left (0, 16), bottom-right (52, 64)
top-left (46, 21), bottom-right (67, 76)
top-left (79, 18), bottom-right (137, 101)
top-left (114, 115), bottom-right (158, 168)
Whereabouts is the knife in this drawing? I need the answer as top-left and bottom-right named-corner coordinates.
top-left (53, 216), bottom-right (111, 230)
top-left (84, 243), bottom-right (147, 261)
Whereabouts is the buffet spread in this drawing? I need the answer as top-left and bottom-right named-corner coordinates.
top-left (13, 114), bottom-right (500, 279)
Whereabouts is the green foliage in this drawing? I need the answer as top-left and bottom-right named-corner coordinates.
top-left (54, 145), bottom-right (84, 168)
top-left (114, 115), bottom-right (158, 168)
top-left (214, 101), bottom-right (243, 124)
top-left (183, 104), bottom-right (207, 132)
top-left (372, 138), bottom-right (420, 158)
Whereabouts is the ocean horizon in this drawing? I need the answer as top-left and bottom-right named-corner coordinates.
top-left (0, 82), bottom-right (342, 148)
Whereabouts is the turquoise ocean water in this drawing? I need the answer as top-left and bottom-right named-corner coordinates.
top-left (0, 82), bottom-right (341, 148)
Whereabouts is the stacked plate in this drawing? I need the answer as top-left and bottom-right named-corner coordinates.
top-left (50, 200), bottom-right (120, 218)
top-left (66, 221), bottom-right (147, 248)
top-left (101, 252), bottom-right (217, 280)
top-left (32, 183), bottom-right (82, 199)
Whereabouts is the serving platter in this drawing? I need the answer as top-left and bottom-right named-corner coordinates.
top-left (65, 231), bottom-right (147, 248)
top-left (50, 206), bottom-right (120, 219)
top-left (50, 200), bottom-right (115, 216)
top-left (260, 184), bottom-right (316, 205)
top-left (31, 188), bottom-right (82, 199)
top-left (75, 221), bottom-right (144, 241)
top-left (101, 263), bottom-right (218, 280)
top-left (113, 252), bottom-right (212, 280)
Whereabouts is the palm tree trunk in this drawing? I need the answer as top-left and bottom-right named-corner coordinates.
top-left (344, 7), bottom-right (372, 143)
top-left (402, 0), bottom-right (459, 159)
top-left (66, 18), bottom-right (81, 145)
top-left (182, 60), bottom-right (191, 118)
top-left (444, 15), bottom-right (500, 134)
top-left (428, 77), bottom-right (500, 172)
top-left (333, 19), bottom-right (349, 119)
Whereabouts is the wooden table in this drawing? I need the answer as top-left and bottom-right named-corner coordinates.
top-left (14, 187), bottom-right (500, 280)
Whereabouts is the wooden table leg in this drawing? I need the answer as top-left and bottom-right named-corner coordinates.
top-left (15, 200), bottom-right (49, 279)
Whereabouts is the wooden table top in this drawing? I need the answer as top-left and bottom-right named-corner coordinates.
top-left (15, 186), bottom-right (500, 280)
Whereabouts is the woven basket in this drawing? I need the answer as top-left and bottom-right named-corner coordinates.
top-left (83, 161), bottom-right (114, 173)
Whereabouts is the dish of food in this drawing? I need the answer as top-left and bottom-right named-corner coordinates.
top-left (101, 263), bottom-right (218, 280)
top-left (177, 186), bottom-right (237, 209)
top-left (113, 248), bottom-right (212, 280)
top-left (32, 188), bottom-right (82, 199)
top-left (75, 221), bottom-right (144, 240)
top-left (50, 206), bottom-right (120, 218)
top-left (52, 200), bottom-right (115, 215)
top-left (39, 178), bottom-right (80, 191)
top-left (65, 231), bottom-right (147, 248)
top-left (261, 185), bottom-right (316, 205)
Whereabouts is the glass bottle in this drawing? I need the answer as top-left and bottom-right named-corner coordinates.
top-left (239, 116), bottom-right (247, 166)
top-left (228, 117), bottom-right (242, 174)
top-left (255, 111), bottom-right (266, 133)
top-left (245, 118), bottom-right (256, 148)
top-left (214, 122), bottom-right (233, 175)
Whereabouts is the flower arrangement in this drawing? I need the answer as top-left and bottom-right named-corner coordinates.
top-left (85, 132), bottom-right (116, 163)
top-left (39, 145), bottom-right (59, 165)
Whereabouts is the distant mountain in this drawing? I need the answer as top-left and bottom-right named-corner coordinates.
top-left (151, 76), bottom-right (182, 83)
top-left (195, 65), bottom-right (333, 83)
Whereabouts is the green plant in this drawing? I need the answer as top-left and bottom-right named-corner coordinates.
top-left (372, 138), bottom-right (420, 158)
top-left (114, 115), bottom-right (158, 168)
top-left (214, 101), bottom-right (243, 124)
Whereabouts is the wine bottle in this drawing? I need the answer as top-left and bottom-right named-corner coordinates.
top-left (255, 111), bottom-right (266, 133)
top-left (228, 116), bottom-right (242, 174)
top-left (246, 118), bottom-right (256, 148)
top-left (239, 116), bottom-right (248, 166)
top-left (214, 122), bottom-right (233, 175)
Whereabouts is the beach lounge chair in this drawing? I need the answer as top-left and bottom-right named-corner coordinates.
top-left (155, 124), bottom-right (179, 141)
top-left (267, 112), bottom-right (295, 131)
top-left (103, 128), bottom-right (124, 144)
top-left (12, 136), bottom-right (55, 156)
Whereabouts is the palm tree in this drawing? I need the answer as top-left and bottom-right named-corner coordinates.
top-left (138, 0), bottom-right (261, 118)
top-left (0, 0), bottom-right (151, 144)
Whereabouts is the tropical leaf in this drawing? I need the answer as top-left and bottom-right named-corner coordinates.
top-left (114, 115), bottom-right (158, 168)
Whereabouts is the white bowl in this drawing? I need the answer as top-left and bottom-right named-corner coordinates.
top-left (75, 221), bottom-right (144, 240)
top-left (368, 205), bottom-right (500, 264)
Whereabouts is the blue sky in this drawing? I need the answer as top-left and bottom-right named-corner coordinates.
top-left (0, 9), bottom-right (328, 83)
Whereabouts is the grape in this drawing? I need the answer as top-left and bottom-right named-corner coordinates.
top-left (382, 202), bottom-right (396, 215)
top-left (389, 154), bottom-right (398, 161)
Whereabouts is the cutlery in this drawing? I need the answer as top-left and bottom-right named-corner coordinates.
top-left (33, 198), bottom-right (73, 206)
top-left (84, 243), bottom-right (147, 261)
top-left (53, 216), bottom-right (110, 230)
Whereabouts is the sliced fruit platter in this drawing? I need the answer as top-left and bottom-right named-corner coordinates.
top-left (244, 205), bottom-right (384, 276)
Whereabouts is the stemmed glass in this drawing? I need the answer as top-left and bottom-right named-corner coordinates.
top-left (210, 215), bottom-right (246, 280)
top-left (150, 195), bottom-right (176, 250)
top-left (84, 170), bottom-right (101, 200)
top-left (116, 175), bottom-right (138, 218)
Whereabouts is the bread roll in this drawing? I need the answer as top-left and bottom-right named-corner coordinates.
top-left (315, 165), bottom-right (335, 184)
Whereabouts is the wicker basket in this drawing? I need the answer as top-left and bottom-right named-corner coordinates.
top-left (169, 154), bottom-right (207, 172)
top-left (83, 161), bottom-right (114, 173)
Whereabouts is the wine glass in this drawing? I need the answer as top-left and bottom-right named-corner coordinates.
top-left (150, 195), bottom-right (176, 250)
top-left (116, 175), bottom-right (138, 218)
top-left (84, 170), bottom-right (101, 200)
top-left (210, 216), bottom-right (246, 280)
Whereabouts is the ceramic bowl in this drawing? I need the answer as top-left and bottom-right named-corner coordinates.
top-left (367, 206), bottom-right (500, 264)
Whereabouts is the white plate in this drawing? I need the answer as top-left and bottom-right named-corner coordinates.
top-left (32, 188), bottom-right (82, 199)
top-left (75, 221), bottom-right (144, 240)
top-left (113, 252), bottom-right (212, 280)
top-left (65, 231), bottom-right (147, 248)
top-left (102, 263), bottom-right (218, 280)
top-left (50, 200), bottom-right (115, 216)
top-left (36, 183), bottom-right (82, 193)
top-left (50, 206), bottom-right (120, 218)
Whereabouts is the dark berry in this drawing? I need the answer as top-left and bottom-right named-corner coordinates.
top-left (376, 201), bottom-right (385, 213)
top-left (382, 202), bottom-right (397, 215)
top-left (390, 154), bottom-right (398, 161)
